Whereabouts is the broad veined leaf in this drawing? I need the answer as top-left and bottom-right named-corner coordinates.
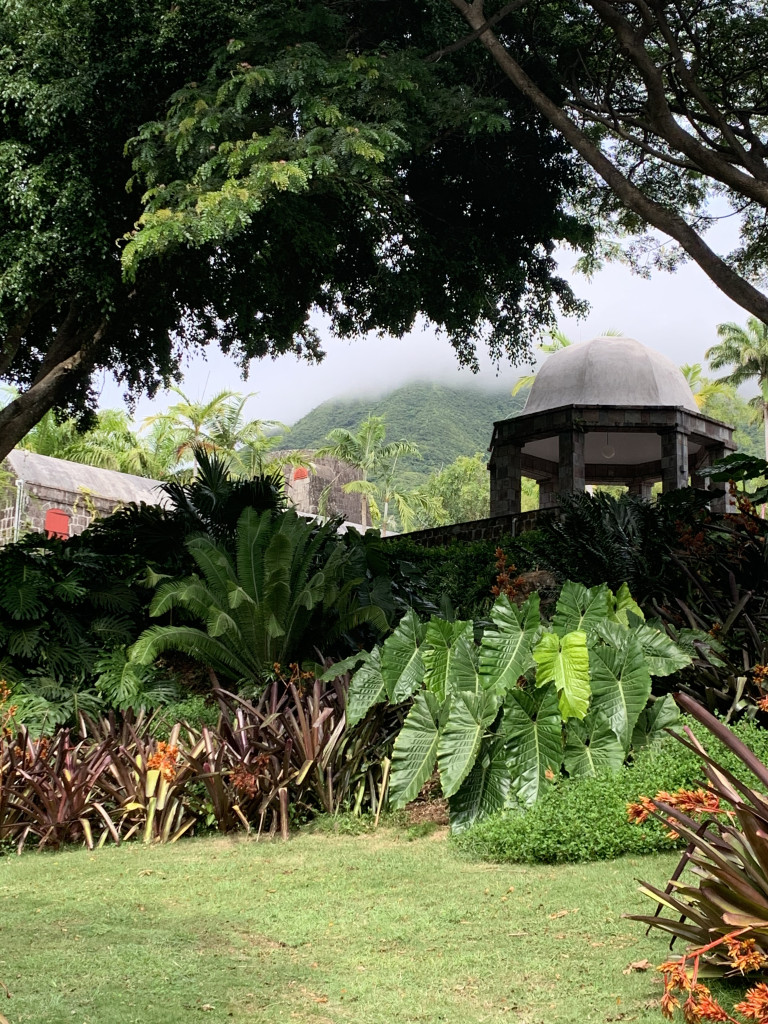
top-left (437, 690), bottom-right (499, 798)
top-left (502, 683), bottom-right (562, 806)
top-left (612, 582), bottom-right (644, 626)
top-left (381, 608), bottom-right (426, 703)
top-left (631, 693), bottom-right (681, 750)
top-left (553, 581), bottom-right (612, 637)
top-left (449, 635), bottom-right (481, 694)
top-left (479, 593), bottom-right (540, 695)
top-left (389, 690), bottom-right (448, 808)
top-left (346, 647), bottom-right (387, 727)
top-left (448, 736), bottom-right (511, 833)
top-left (423, 618), bottom-right (474, 700)
top-left (533, 630), bottom-right (590, 720)
top-left (632, 623), bottom-right (692, 677)
top-left (563, 710), bottom-right (625, 778)
top-left (589, 631), bottom-right (652, 747)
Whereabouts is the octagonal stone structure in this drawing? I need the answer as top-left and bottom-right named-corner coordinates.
top-left (489, 337), bottom-right (736, 515)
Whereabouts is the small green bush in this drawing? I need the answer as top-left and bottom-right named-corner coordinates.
top-left (454, 717), bottom-right (768, 864)
top-left (149, 696), bottom-right (220, 737)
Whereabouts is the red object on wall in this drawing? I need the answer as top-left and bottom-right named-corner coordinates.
top-left (292, 467), bottom-right (309, 481)
top-left (45, 508), bottom-right (70, 540)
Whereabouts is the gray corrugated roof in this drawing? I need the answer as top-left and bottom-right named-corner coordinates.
top-left (5, 450), bottom-right (169, 506)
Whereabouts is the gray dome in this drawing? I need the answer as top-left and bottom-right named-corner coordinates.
top-left (523, 336), bottom-right (698, 414)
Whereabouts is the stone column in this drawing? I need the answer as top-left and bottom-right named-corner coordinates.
top-left (660, 429), bottom-right (689, 492)
top-left (698, 442), bottom-right (735, 513)
top-left (489, 443), bottom-right (521, 516)
top-left (628, 480), bottom-right (654, 500)
top-left (558, 430), bottom-right (585, 496)
top-left (539, 475), bottom-right (557, 509)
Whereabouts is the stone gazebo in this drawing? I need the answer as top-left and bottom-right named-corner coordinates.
top-left (489, 336), bottom-right (736, 516)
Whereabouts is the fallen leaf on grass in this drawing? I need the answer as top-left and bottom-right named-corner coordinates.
top-left (623, 960), bottom-right (652, 974)
top-left (200, 1005), bottom-right (215, 1012)
top-left (0, 1013), bottom-right (9, 1024)
top-left (549, 910), bottom-right (569, 919)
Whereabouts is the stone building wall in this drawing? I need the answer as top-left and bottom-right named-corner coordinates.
top-left (282, 455), bottom-right (363, 525)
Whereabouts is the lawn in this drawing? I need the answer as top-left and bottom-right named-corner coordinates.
top-left (0, 829), bottom-right (682, 1024)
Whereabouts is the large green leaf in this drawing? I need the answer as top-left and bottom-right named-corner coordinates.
top-left (479, 593), bottom-right (540, 695)
top-left (631, 693), bottom-right (681, 750)
top-left (437, 690), bottom-right (499, 798)
top-left (449, 635), bottom-right (482, 694)
top-left (422, 619), bottom-right (474, 700)
top-left (448, 737), bottom-right (511, 833)
top-left (553, 581), bottom-right (612, 637)
top-left (381, 608), bottom-right (426, 703)
top-left (612, 582), bottom-right (644, 626)
top-left (632, 623), bottom-right (692, 677)
top-left (389, 691), bottom-right (447, 808)
top-left (346, 647), bottom-right (387, 727)
top-left (563, 710), bottom-right (625, 778)
top-left (502, 683), bottom-right (563, 806)
top-left (589, 630), bottom-right (652, 748)
top-left (532, 630), bottom-right (590, 720)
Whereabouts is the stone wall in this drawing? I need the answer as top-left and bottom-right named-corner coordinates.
top-left (283, 455), bottom-right (363, 525)
top-left (382, 509), bottom-right (554, 549)
top-left (0, 480), bottom-right (125, 543)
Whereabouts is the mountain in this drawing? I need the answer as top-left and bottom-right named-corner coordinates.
top-left (284, 380), bottom-right (527, 479)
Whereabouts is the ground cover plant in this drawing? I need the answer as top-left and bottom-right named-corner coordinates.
top-left (0, 829), bottom-right (680, 1024)
top-left (453, 716), bottom-right (768, 864)
top-left (341, 579), bottom-right (690, 832)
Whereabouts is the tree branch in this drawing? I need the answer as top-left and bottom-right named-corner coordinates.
top-left (447, 0), bottom-right (768, 327)
top-left (425, 0), bottom-right (527, 62)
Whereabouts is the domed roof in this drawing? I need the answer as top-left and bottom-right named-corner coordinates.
top-left (523, 336), bottom-right (698, 414)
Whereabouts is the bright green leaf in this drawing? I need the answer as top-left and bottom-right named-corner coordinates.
top-left (533, 630), bottom-right (590, 720)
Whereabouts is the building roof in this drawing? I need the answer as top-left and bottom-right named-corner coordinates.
top-left (523, 336), bottom-right (699, 415)
top-left (5, 450), bottom-right (168, 506)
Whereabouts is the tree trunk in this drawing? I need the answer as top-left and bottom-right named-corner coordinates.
top-left (0, 312), bottom-right (105, 463)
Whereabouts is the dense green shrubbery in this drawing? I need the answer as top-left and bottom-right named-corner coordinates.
top-left (381, 533), bottom-right (539, 619)
top-left (453, 717), bottom-right (768, 864)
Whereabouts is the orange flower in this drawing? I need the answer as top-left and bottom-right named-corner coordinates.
top-left (691, 985), bottom-right (731, 1022)
top-left (758, 695), bottom-right (768, 713)
top-left (725, 937), bottom-right (767, 975)
top-left (147, 742), bottom-right (179, 783)
top-left (627, 795), bottom-right (655, 824)
top-left (734, 982), bottom-right (768, 1021)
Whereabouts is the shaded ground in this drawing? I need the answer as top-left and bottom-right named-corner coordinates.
top-left (0, 830), bottom-right (686, 1024)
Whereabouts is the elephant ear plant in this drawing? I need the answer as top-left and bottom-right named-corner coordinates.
top-left (341, 581), bottom-right (690, 831)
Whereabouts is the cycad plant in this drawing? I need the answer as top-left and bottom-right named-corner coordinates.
top-left (131, 507), bottom-right (389, 691)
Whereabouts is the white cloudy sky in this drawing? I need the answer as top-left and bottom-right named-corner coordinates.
top-left (96, 223), bottom-right (749, 428)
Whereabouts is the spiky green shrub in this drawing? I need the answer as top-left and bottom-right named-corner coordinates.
top-left (131, 507), bottom-right (390, 691)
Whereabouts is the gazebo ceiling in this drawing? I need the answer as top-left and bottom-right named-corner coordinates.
top-left (523, 336), bottom-right (699, 415)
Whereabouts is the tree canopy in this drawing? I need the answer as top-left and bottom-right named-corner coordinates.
top-left (447, 0), bottom-right (768, 326)
top-left (0, 0), bottom-right (591, 460)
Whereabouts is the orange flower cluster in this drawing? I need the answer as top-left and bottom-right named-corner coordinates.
top-left (628, 788), bottom-right (728, 840)
top-left (147, 742), bottom-right (179, 783)
top-left (734, 983), bottom-right (768, 1022)
top-left (231, 754), bottom-right (272, 797)
top-left (753, 665), bottom-right (768, 712)
top-left (491, 549), bottom-right (527, 602)
top-left (272, 662), bottom-right (316, 688)
top-left (726, 938), bottom-right (768, 976)
top-left (657, 930), bottom-right (768, 1022)
top-left (675, 519), bottom-right (714, 560)
top-left (0, 681), bottom-right (18, 736)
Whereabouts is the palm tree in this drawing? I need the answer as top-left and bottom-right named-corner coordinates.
top-left (143, 388), bottom-right (285, 476)
top-left (679, 363), bottom-right (734, 413)
top-left (707, 318), bottom-right (768, 458)
top-left (316, 415), bottom-right (421, 530)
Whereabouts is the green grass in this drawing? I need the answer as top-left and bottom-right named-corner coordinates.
top-left (0, 831), bottom-right (682, 1024)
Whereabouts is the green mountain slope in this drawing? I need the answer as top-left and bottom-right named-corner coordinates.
top-left (285, 380), bottom-right (526, 479)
